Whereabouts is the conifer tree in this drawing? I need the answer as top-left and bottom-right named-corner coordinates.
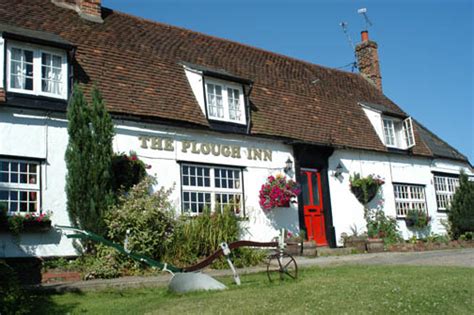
top-left (65, 85), bottom-right (114, 236)
top-left (448, 173), bottom-right (474, 239)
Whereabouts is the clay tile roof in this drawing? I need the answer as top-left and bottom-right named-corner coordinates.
top-left (0, 0), bottom-right (466, 162)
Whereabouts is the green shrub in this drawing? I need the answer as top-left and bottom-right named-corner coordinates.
top-left (105, 177), bottom-right (175, 262)
top-left (0, 261), bottom-right (31, 315)
top-left (367, 210), bottom-right (402, 245)
top-left (449, 173), bottom-right (474, 239)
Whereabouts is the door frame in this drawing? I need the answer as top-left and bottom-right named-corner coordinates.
top-left (294, 144), bottom-right (336, 248)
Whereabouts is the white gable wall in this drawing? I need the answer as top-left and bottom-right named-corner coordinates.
top-left (328, 148), bottom-right (472, 246)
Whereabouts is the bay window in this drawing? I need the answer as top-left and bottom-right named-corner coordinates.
top-left (0, 159), bottom-right (41, 215)
top-left (6, 42), bottom-right (68, 99)
top-left (181, 164), bottom-right (243, 216)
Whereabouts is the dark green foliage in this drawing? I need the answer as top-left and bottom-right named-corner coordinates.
top-left (405, 209), bottom-right (431, 229)
top-left (367, 210), bottom-right (402, 245)
top-left (449, 173), bottom-right (474, 239)
top-left (0, 261), bottom-right (31, 315)
top-left (111, 153), bottom-right (147, 194)
top-left (166, 207), bottom-right (265, 268)
top-left (65, 85), bottom-right (114, 237)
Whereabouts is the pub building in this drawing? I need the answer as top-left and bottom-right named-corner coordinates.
top-left (0, 0), bottom-right (471, 258)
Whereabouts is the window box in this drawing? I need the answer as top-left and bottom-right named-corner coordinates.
top-left (0, 219), bottom-right (52, 233)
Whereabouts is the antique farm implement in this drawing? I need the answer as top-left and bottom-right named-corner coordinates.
top-left (55, 225), bottom-right (298, 293)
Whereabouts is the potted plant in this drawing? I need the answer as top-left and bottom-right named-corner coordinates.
top-left (405, 209), bottom-right (431, 229)
top-left (259, 173), bottom-right (300, 212)
top-left (349, 173), bottom-right (385, 205)
top-left (284, 231), bottom-right (304, 255)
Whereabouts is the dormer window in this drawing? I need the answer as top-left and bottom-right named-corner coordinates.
top-left (6, 41), bottom-right (68, 99)
top-left (205, 78), bottom-right (246, 125)
top-left (382, 116), bottom-right (415, 149)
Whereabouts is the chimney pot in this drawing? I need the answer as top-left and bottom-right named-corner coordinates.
top-left (361, 30), bottom-right (369, 42)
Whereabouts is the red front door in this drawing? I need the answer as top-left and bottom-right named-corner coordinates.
top-left (301, 169), bottom-right (327, 246)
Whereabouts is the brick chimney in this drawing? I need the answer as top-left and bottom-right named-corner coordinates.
top-left (355, 30), bottom-right (382, 91)
top-left (52, 0), bottom-right (103, 23)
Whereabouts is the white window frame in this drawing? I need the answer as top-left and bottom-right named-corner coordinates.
top-left (382, 116), bottom-right (416, 149)
top-left (0, 159), bottom-right (41, 215)
top-left (393, 183), bottom-right (427, 217)
top-left (434, 174), bottom-right (460, 211)
top-left (6, 41), bottom-right (68, 100)
top-left (204, 77), bottom-right (246, 125)
top-left (181, 163), bottom-right (244, 216)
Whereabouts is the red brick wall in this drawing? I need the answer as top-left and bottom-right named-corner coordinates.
top-left (355, 40), bottom-right (382, 91)
top-left (0, 88), bottom-right (5, 102)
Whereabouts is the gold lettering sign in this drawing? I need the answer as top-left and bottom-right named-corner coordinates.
top-left (138, 136), bottom-right (272, 162)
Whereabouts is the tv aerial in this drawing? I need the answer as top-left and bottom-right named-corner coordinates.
top-left (357, 8), bottom-right (373, 30)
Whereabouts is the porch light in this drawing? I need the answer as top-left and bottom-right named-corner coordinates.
top-left (333, 162), bottom-right (343, 178)
top-left (284, 157), bottom-right (293, 174)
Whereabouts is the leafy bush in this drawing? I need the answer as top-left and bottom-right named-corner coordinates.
top-left (367, 210), bottom-right (402, 245)
top-left (105, 177), bottom-right (175, 262)
top-left (111, 151), bottom-right (148, 194)
top-left (459, 232), bottom-right (474, 241)
top-left (449, 173), bottom-right (474, 239)
top-left (0, 261), bottom-right (31, 315)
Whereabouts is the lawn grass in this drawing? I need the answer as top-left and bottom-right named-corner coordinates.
top-left (33, 265), bottom-right (474, 314)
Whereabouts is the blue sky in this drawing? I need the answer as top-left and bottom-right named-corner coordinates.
top-left (103, 0), bottom-right (473, 162)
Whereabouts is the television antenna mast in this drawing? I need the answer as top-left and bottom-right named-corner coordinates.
top-left (339, 21), bottom-right (355, 50)
top-left (357, 8), bottom-right (373, 30)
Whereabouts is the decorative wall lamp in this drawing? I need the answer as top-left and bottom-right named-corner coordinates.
top-left (284, 157), bottom-right (293, 174)
top-left (333, 162), bottom-right (344, 178)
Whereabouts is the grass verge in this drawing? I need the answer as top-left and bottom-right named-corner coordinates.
top-left (32, 265), bottom-right (474, 314)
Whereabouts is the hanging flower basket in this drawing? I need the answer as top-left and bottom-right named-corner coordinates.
top-left (349, 173), bottom-right (385, 205)
top-left (259, 174), bottom-right (301, 212)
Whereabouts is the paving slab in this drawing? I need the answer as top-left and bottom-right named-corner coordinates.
top-left (32, 248), bottom-right (474, 293)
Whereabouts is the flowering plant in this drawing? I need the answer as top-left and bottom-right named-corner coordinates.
top-left (259, 174), bottom-right (300, 211)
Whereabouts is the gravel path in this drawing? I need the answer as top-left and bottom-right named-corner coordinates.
top-left (296, 248), bottom-right (474, 268)
top-left (35, 248), bottom-right (474, 292)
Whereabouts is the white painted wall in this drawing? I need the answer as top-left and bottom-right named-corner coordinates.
top-left (0, 36), bottom-right (4, 89)
top-left (328, 148), bottom-right (472, 246)
top-left (0, 108), bottom-right (299, 257)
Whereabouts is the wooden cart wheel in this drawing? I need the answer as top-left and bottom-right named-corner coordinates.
top-left (266, 252), bottom-right (298, 282)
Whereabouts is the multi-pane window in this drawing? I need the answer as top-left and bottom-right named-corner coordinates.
top-left (205, 79), bottom-right (245, 124)
top-left (382, 116), bottom-right (416, 149)
top-left (7, 42), bottom-right (67, 99)
top-left (434, 175), bottom-right (460, 211)
top-left (0, 160), bottom-right (40, 214)
top-left (10, 48), bottom-right (34, 91)
top-left (181, 164), bottom-right (243, 215)
top-left (393, 184), bottom-right (427, 217)
top-left (383, 118), bottom-right (396, 146)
